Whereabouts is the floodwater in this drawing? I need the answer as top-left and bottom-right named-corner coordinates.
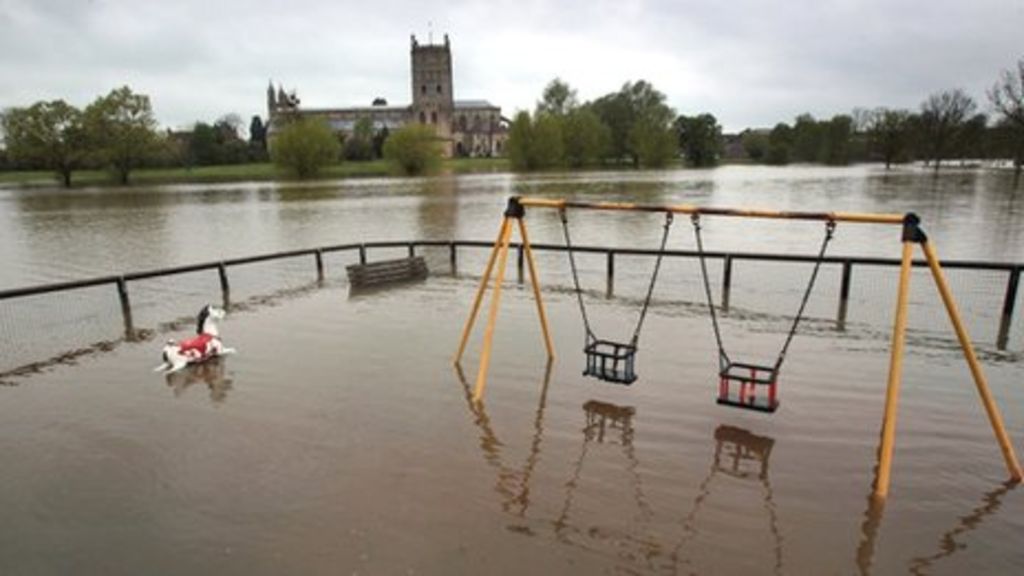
top-left (1, 165), bottom-right (1023, 574)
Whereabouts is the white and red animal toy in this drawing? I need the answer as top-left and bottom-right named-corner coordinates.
top-left (153, 304), bottom-right (235, 374)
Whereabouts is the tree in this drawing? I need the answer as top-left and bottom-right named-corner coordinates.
top-left (989, 58), bottom-right (1024, 179)
top-left (382, 124), bottom-right (441, 175)
top-left (742, 130), bottom-right (769, 161)
top-left (270, 117), bottom-right (340, 178)
top-left (791, 113), bottom-right (822, 163)
top-left (344, 117), bottom-right (375, 160)
top-left (592, 80), bottom-right (676, 167)
top-left (766, 123), bottom-right (793, 165)
top-left (867, 108), bottom-right (912, 169)
top-left (563, 107), bottom-right (610, 167)
top-left (536, 78), bottom-right (578, 117)
top-left (0, 100), bottom-right (86, 187)
top-left (83, 86), bottom-right (160, 184)
top-left (820, 114), bottom-right (853, 165)
top-left (507, 111), bottom-right (565, 171)
top-left (918, 89), bottom-right (977, 171)
top-left (675, 113), bottom-right (722, 167)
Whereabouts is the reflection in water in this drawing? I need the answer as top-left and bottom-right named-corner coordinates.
top-left (553, 400), bottom-right (660, 570)
top-left (163, 356), bottom-right (233, 403)
top-left (673, 425), bottom-right (783, 576)
top-left (856, 481), bottom-right (1017, 576)
top-left (454, 362), bottom-right (552, 519)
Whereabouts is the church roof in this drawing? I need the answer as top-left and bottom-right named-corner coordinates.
top-left (454, 100), bottom-right (498, 109)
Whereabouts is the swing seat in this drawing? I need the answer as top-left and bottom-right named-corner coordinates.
top-left (584, 339), bottom-right (638, 385)
top-left (717, 361), bottom-right (779, 413)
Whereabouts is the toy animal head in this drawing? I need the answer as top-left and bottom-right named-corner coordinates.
top-left (196, 304), bottom-right (226, 335)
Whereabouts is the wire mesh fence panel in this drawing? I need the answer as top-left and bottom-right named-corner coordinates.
top-left (126, 270), bottom-right (224, 332)
top-left (926, 267), bottom-right (1008, 347)
top-left (0, 285), bottom-right (123, 376)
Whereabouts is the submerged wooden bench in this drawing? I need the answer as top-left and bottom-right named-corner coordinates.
top-left (346, 256), bottom-right (428, 289)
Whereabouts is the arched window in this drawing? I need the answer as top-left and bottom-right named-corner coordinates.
top-left (458, 115), bottom-right (467, 131)
top-left (421, 85), bottom-right (427, 95)
top-left (430, 111), bottom-right (438, 124)
top-left (436, 84), bottom-right (442, 94)
top-left (419, 111), bottom-right (426, 124)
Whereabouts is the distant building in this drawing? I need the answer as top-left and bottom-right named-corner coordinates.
top-left (267, 34), bottom-right (507, 157)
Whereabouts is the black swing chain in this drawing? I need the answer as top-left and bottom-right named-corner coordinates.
top-left (560, 208), bottom-right (675, 348)
top-left (690, 214), bottom-right (730, 369)
top-left (773, 219), bottom-right (836, 372)
top-left (559, 207), bottom-right (596, 343)
top-left (630, 211), bottom-right (674, 346)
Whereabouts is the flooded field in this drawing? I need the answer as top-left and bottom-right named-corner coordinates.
top-left (1, 165), bottom-right (1023, 574)
top-left (0, 271), bottom-right (1022, 574)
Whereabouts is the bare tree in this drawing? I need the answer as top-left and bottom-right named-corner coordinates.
top-left (989, 58), bottom-right (1024, 179)
top-left (919, 89), bottom-right (977, 171)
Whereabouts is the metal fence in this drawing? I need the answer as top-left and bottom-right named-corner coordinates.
top-left (0, 239), bottom-right (1020, 381)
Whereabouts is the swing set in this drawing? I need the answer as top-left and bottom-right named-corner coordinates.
top-left (454, 196), bottom-right (1023, 498)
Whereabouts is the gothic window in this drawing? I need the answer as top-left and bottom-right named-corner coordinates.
top-left (458, 115), bottom-right (467, 132)
top-left (419, 111), bottom-right (426, 124)
top-left (431, 111), bottom-right (437, 124)
top-left (421, 85), bottom-right (427, 95)
top-left (436, 84), bottom-right (442, 94)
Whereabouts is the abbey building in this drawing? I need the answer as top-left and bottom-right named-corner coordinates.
top-left (267, 34), bottom-right (507, 157)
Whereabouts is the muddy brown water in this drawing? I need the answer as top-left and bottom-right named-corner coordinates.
top-left (1, 166), bottom-right (1023, 574)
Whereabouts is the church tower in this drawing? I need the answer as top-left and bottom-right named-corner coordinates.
top-left (410, 33), bottom-right (454, 154)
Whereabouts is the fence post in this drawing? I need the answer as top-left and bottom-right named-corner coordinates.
top-left (997, 267), bottom-right (1020, 350)
top-left (315, 250), bottom-right (325, 283)
top-left (517, 244), bottom-right (525, 284)
top-left (217, 263), bottom-right (230, 308)
top-left (116, 277), bottom-right (134, 340)
top-left (408, 243), bottom-right (416, 258)
top-left (838, 261), bottom-right (853, 330)
top-left (722, 255), bottom-right (733, 311)
top-left (606, 251), bottom-right (615, 297)
top-left (449, 242), bottom-right (457, 274)
top-left (359, 244), bottom-right (367, 265)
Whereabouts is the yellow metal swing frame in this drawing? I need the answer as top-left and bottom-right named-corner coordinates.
top-left (453, 196), bottom-right (1023, 498)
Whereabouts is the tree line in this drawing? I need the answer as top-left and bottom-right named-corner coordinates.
top-left (507, 78), bottom-right (723, 170)
top-left (0, 86), bottom-right (276, 186)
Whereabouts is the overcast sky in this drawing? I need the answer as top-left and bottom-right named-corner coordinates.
top-left (1, 0), bottom-right (1021, 132)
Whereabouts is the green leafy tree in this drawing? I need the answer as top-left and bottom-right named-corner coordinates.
top-left (344, 117), bottom-right (375, 160)
top-left (675, 113), bottom-right (723, 167)
top-left (563, 107), bottom-right (611, 167)
top-left (83, 86), bottom-right (160, 184)
top-left (507, 111), bottom-right (565, 171)
top-left (741, 130), bottom-right (769, 161)
top-left (820, 114), bottom-right (853, 165)
top-left (591, 80), bottom-right (675, 167)
top-left (536, 78), bottom-right (578, 117)
top-left (767, 123), bottom-right (794, 165)
top-left (270, 117), bottom-right (340, 178)
top-left (0, 100), bottom-right (86, 187)
top-left (382, 123), bottom-right (441, 175)
top-left (918, 89), bottom-right (977, 171)
top-left (791, 113), bottom-right (822, 163)
top-left (989, 58), bottom-right (1024, 179)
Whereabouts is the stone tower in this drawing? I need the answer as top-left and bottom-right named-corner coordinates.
top-left (410, 33), bottom-right (454, 154)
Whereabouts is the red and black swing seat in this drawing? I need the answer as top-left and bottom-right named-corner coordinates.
top-left (584, 339), bottom-right (638, 385)
top-left (717, 361), bottom-right (779, 413)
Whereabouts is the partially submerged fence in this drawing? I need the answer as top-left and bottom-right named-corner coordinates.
top-left (0, 239), bottom-right (1021, 378)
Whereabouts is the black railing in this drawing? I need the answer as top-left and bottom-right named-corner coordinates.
top-left (1, 239), bottom-right (1021, 351)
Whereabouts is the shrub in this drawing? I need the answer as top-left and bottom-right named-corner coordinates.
top-left (270, 117), bottom-right (340, 178)
top-left (383, 124), bottom-right (442, 176)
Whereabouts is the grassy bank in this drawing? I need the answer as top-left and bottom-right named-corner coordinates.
top-left (0, 157), bottom-right (511, 188)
